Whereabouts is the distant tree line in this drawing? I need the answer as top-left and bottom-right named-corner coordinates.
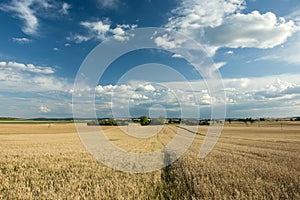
top-left (0, 117), bottom-right (21, 121)
top-left (88, 116), bottom-right (300, 127)
top-left (87, 116), bottom-right (212, 126)
top-left (87, 119), bottom-right (129, 126)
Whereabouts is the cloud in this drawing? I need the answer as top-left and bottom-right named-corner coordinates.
top-left (0, 0), bottom-right (39, 35)
top-left (40, 105), bottom-right (51, 113)
top-left (166, 0), bottom-right (245, 30)
top-left (225, 50), bottom-right (234, 55)
top-left (131, 93), bottom-right (149, 100)
top-left (2, 70), bottom-right (299, 118)
top-left (162, 0), bottom-right (300, 56)
top-left (256, 32), bottom-right (300, 65)
top-left (12, 37), bottom-right (32, 44)
top-left (92, 81), bottom-right (226, 117)
top-left (93, 82), bottom-right (192, 117)
top-left (154, 34), bottom-right (185, 49)
top-left (90, 73), bottom-right (300, 118)
top-left (111, 24), bottom-right (137, 41)
top-left (0, 60), bottom-right (73, 112)
top-left (96, 84), bottom-right (131, 94)
top-left (53, 47), bottom-right (59, 51)
top-left (0, 60), bottom-right (72, 116)
top-left (0, 0), bottom-right (71, 35)
top-left (0, 61), bottom-right (55, 74)
top-left (80, 20), bottom-right (111, 41)
top-left (68, 20), bottom-right (137, 43)
top-left (286, 8), bottom-right (300, 26)
top-left (67, 34), bottom-right (91, 43)
top-left (0, 63), bottom-right (71, 93)
top-left (253, 78), bottom-right (298, 100)
top-left (166, 73), bottom-right (300, 116)
top-left (61, 2), bottom-right (71, 15)
top-left (172, 53), bottom-right (184, 58)
top-left (136, 84), bottom-right (156, 92)
top-left (97, 0), bottom-right (120, 9)
top-left (214, 62), bottom-right (227, 70)
top-left (205, 11), bottom-right (298, 49)
top-left (220, 75), bottom-right (300, 108)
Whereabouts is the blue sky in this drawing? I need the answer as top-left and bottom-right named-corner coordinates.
top-left (1, 0), bottom-right (300, 118)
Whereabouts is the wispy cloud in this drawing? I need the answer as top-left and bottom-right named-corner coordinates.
top-left (61, 2), bottom-right (71, 15)
top-left (286, 8), bottom-right (300, 26)
top-left (0, 0), bottom-right (71, 35)
top-left (0, 0), bottom-right (39, 35)
top-left (66, 34), bottom-right (90, 43)
top-left (255, 29), bottom-right (300, 65)
top-left (12, 37), bottom-right (32, 44)
top-left (97, 0), bottom-right (120, 9)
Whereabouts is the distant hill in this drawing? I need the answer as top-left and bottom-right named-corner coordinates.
top-left (0, 117), bottom-right (25, 121)
top-left (29, 118), bottom-right (75, 121)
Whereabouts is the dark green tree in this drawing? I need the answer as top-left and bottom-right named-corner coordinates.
top-left (140, 115), bottom-right (149, 126)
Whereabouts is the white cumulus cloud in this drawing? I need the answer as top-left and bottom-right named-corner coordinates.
top-left (206, 11), bottom-right (298, 49)
top-left (154, 34), bottom-right (184, 49)
top-left (68, 19), bottom-right (137, 43)
top-left (161, 0), bottom-right (300, 56)
top-left (0, 65), bottom-right (71, 93)
top-left (0, 61), bottom-right (55, 74)
top-left (167, 0), bottom-right (245, 30)
top-left (136, 84), bottom-right (156, 92)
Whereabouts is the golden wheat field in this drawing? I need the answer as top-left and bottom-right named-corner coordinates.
top-left (0, 122), bottom-right (299, 199)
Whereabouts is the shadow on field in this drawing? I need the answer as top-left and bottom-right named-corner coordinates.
top-left (176, 125), bottom-right (205, 136)
top-left (157, 150), bottom-right (196, 199)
